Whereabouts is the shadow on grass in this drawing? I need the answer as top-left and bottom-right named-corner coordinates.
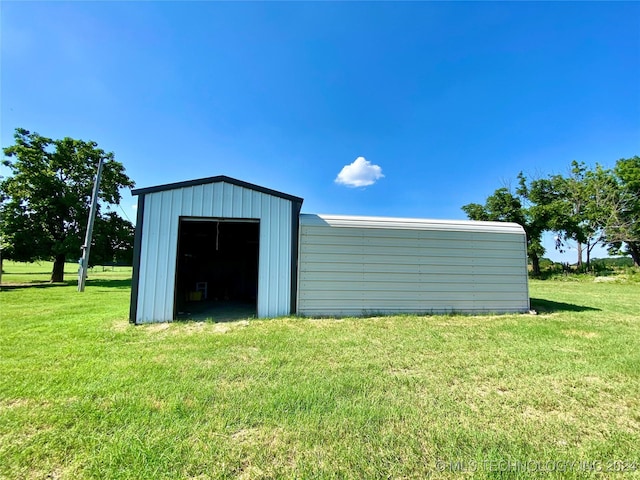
top-left (0, 281), bottom-right (73, 290)
top-left (1, 278), bottom-right (131, 290)
top-left (86, 278), bottom-right (131, 289)
top-left (530, 298), bottom-right (600, 313)
top-left (1, 272), bottom-right (63, 276)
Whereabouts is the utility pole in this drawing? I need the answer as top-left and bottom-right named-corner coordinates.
top-left (78, 157), bottom-right (104, 292)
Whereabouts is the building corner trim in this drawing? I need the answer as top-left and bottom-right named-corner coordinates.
top-left (129, 194), bottom-right (145, 324)
top-left (290, 200), bottom-right (303, 314)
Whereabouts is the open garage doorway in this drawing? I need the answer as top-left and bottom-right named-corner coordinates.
top-left (174, 218), bottom-right (259, 321)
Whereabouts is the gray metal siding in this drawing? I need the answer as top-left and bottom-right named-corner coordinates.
top-left (135, 182), bottom-right (293, 323)
top-left (297, 214), bottom-right (530, 316)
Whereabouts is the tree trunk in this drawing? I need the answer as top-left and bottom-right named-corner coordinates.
top-left (576, 242), bottom-right (583, 267)
top-left (531, 253), bottom-right (541, 276)
top-left (51, 254), bottom-right (66, 283)
top-left (628, 242), bottom-right (640, 268)
top-left (586, 241), bottom-right (591, 271)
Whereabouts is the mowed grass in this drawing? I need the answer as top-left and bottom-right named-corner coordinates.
top-left (1, 262), bottom-right (639, 479)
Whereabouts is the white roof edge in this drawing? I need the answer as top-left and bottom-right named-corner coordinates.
top-left (299, 213), bottom-right (526, 234)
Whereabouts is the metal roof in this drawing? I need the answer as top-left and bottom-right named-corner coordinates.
top-left (300, 213), bottom-right (525, 234)
top-left (131, 175), bottom-right (304, 204)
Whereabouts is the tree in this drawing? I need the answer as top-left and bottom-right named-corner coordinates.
top-left (555, 162), bottom-right (591, 266)
top-left (461, 187), bottom-right (545, 275)
top-left (521, 164), bottom-right (589, 267)
top-left (0, 128), bottom-right (135, 282)
top-left (525, 160), bottom-right (638, 269)
top-left (602, 156), bottom-right (640, 266)
top-left (91, 211), bottom-right (135, 266)
top-left (518, 162), bottom-right (622, 270)
top-left (579, 164), bottom-right (620, 267)
top-left (462, 156), bottom-right (639, 274)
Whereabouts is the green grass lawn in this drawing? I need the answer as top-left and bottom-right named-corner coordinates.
top-left (1, 262), bottom-right (639, 479)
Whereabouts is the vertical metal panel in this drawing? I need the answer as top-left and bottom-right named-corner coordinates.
top-left (241, 188), bottom-right (252, 218)
top-left (192, 185), bottom-right (204, 217)
top-left (225, 184), bottom-right (235, 215)
top-left (258, 197), bottom-right (271, 316)
top-left (181, 186), bottom-right (192, 215)
top-left (297, 214), bottom-right (530, 316)
top-left (255, 194), bottom-right (292, 317)
top-left (135, 181), bottom-right (293, 323)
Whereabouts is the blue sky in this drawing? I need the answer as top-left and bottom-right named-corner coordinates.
top-left (2, 1), bottom-right (639, 263)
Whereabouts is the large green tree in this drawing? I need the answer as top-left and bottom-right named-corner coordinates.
top-left (461, 187), bottom-right (546, 275)
top-left (518, 164), bottom-right (592, 267)
top-left (603, 156), bottom-right (640, 266)
top-left (521, 160), bottom-right (637, 268)
top-left (0, 128), bottom-right (135, 282)
top-left (464, 158), bottom-right (639, 273)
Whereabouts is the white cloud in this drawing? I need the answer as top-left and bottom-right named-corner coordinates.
top-left (132, 204), bottom-right (137, 210)
top-left (335, 156), bottom-right (384, 188)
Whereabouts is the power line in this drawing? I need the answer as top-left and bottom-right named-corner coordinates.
top-left (118, 203), bottom-right (132, 223)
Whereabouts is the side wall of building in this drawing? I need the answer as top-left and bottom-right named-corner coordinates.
top-left (134, 182), bottom-right (294, 323)
top-left (297, 214), bottom-right (530, 316)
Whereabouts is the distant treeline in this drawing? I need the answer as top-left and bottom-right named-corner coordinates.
top-left (539, 257), bottom-right (634, 269)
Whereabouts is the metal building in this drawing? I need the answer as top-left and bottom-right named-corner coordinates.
top-left (130, 176), bottom-right (530, 323)
top-left (297, 214), bottom-right (530, 316)
top-left (129, 176), bottom-right (303, 324)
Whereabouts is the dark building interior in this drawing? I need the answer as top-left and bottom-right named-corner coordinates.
top-left (174, 218), bottom-right (259, 321)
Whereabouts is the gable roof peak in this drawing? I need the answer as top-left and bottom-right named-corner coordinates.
top-left (131, 175), bottom-right (304, 204)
